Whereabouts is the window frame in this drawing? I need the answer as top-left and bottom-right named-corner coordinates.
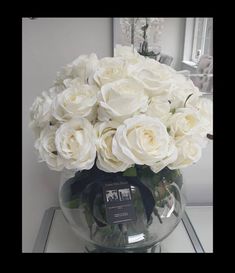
top-left (191, 18), bottom-right (209, 63)
top-left (182, 18), bottom-right (213, 69)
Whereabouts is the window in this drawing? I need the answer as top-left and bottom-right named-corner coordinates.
top-left (191, 18), bottom-right (213, 62)
top-left (182, 18), bottom-right (213, 68)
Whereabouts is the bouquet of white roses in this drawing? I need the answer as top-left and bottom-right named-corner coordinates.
top-left (29, 45), bottom-right (213, 174)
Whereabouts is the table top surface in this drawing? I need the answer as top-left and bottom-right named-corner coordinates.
top-left (33, 206), bottom-right (213, 253)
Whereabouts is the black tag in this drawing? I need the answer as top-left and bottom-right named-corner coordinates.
top-left (103, 180), bottom-right (136, 225)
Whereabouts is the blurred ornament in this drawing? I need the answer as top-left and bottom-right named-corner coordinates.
top-left (120, 18), bottom-right (165, 59)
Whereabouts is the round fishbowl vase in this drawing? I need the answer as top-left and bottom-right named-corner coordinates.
top-left (59, 165), bottom-right (186, 253)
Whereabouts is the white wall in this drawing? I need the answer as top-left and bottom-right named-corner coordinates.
top-left (160, 18), bottom-right (186, 69)
top-left (182, 141), bottom-right (213, 205)
top-left (22, 17), bottom-right (112, 252)
top-left (23, 17), bottom-right (212, 253)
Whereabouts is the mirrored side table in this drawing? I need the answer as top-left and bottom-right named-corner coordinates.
top-left (33, 206), bottom-right (213, 253)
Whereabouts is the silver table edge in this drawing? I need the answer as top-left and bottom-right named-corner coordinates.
top-left (32, 207), bottom-right (206, 253)
top-left (181, 211), bottom-right (205, 253)
top-left (33, 206), bottom-right (59, 253)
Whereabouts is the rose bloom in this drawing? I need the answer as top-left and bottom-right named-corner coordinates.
top-left (169, 74), bottom-right (202, 110)
top-left (97, 78), bottom-right (148, 122)
top-left (167, 108), bottom-right (202, 139)
top-left (150, 137), bottom-right (178, 173)
top-left (51, 79), bottom-right (98, 123)
top-left (146, 96), bottom-right (172, 124)
top-left (114, 44), bottom-right (145, 65)
top-left (95, 121), bottom-right (132, 172)
top-left (112, 115), bottom-right (173, 166)
top-left (93, 57), bottom-right (128, 87)
top-left (194, 97), bottom-right (213, 137)
top-left (30, 45), bottom-right (213, 174)
top-left (55, 117), bottom-right (96, 170)
top-left (130, 57), bottom-right (176, 97)
top-left (54, 53), bottom-right (99, 91)
top-left (29, 88), bottom-right (57, 138)
top-left (168, 135), bottom-right (203, 169)
top-left (34, 125), bottom-right (64, 171)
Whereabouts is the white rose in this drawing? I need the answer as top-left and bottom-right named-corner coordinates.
top-left (112, 115), bottom-right (171, 165)
top-left (34, 125), bottom-right (64, 171)
top-left (130, 58), bottom-right (176, 97)
top-left (114, 44), bottom-right (145, 65)
top-left (150, 137), bottom-right (178, 173)
top-left (93, 57), bottom-right (128, 87)
top-left (95, 121), bottom-right (132, 172)
top-left (97, 78), bottom-right (148, 122)
top-left (29, 89), bottom-right (57, 137)
top-left (50, 83), bottom-right (67, 94)
top-left (168, 136), bottom-right (202, 169)
top-left (168, 108), bottom-right (202, 139)
top-left (51, 80), bottom-right (98, 123)
top-left (29, 91), bottom-right (53, 127)
top-left (169, 75), bottom-right (202, 110)
top-left (54, 53), bottom-right (99, 90)
top-left (194, 97), bottom-right (213, 136)
top-left (55, 118), bottom-right (96, 170)
top-left (146, 96), bottom-right (172, 123)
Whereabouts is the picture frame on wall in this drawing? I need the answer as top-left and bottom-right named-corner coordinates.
top-left (112, 18), bottom-right (132, 56)
top-left (112, 18), bottom-right (130, 49)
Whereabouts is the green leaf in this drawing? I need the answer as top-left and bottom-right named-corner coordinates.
top-left (132, 189), bottom-right (145, 215)
top-left (153, 207), bottom-right (163, 223)
top-left (64, 198), bottom-right (80, 209)
top-left (123, 166), bottom-right (137, 176)
top-left (156, 182), bottom-right (170, 200)
top-left (83, 203), bottom-right (94, 229)
top-left (184, 93), bottom-right (193, 107)
top-left (160, 168), bottom-right (183, 189)
top-left (169, 185), bottom-right (181, 204)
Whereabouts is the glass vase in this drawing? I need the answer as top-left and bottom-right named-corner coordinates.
top-left (59, 165), bottom-right (186, 253)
